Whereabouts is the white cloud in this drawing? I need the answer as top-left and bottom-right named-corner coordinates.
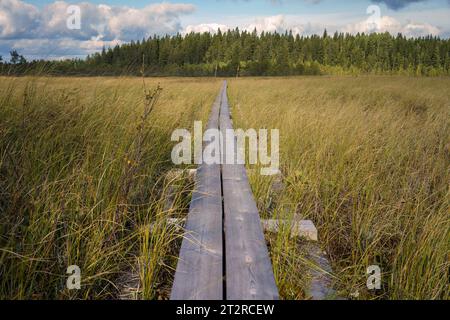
top-left (196, 13), bottom-right (442, 38)
top-left (183, 15), bottom-right (305, 35)
top-left (35, 1), bottom-right (195, 41)
top-left (343, 14), bottom-right (441, 37)
top-left (402, 22), bottom-right (440, 37)
top-left (0, 0), bottom-right (40, 39)
top-left (107, 3), bottom-right (195, 40)
top-left (0, 0), bottom-right (195, 58)
top-left (183, 23), bottom-right (229, 34)
top-left (245, 15), bottom-right (302, 34)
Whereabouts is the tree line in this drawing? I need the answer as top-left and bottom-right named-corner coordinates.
top-left (1, 29), bottom-right (450, 76)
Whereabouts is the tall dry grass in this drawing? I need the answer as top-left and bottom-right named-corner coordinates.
top-left (1, 75), bottom-right (448, 300)
top-left (228, 76), bottom-right (450, 300)
top-left (0, 76), bottom-right (220, 299)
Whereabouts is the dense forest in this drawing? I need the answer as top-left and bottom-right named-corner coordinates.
top-left (1, 29), bottom-right (450, 76)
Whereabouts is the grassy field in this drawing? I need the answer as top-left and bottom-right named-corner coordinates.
top-left (228, 76), bottom-right (450, 300)
top-left (0, 76), bottom-right (221, 299)
top-left (0, 76), bottom-right (448, 300)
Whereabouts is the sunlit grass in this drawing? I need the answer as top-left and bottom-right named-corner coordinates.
top-left (0, 76), bottom-right (221, 299)
top-left (1, 75), bottom-right (448, 300)
top-left (228, 76), bottom-right (450, 300)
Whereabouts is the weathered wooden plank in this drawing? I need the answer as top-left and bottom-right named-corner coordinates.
top-left (261, 219), bottom-right (318, 241)
top-left (153, 218), bottom-right (317, 241)
top-left (170, 89), bottom-right (223, 300)
top-left (220, 81), bottom-right (279, 300)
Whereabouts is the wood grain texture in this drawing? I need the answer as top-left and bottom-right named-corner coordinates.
top-left (220, 81), bottom-right (279, 300)
top-left (170, 89), bottom-right (224, 300)
top-left (171, 81), bottom-right (278, 300)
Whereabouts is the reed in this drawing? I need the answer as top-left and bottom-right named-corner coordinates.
top-left (0, 76), bottom-right (220, 299)
top-left (228, 76), bottom-right (450, 300)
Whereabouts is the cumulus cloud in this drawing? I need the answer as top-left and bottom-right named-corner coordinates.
top-left (183, 23), bottom-right (229, 34)
top-left (184, 15), bottom-right (306, 35)
top-left (106, 3), bottom-right (195, 40)
top-left (0, 0), bottom-right (195, 58)
top-left (184, 12), bottom-right (440, 38)
top-left (343, 13), bottom-right (440, 37)
top-left (0, 0), bottom-right (195, 41)
top-left (0, 0), bottom-right (40, 39)
top-left (246, 15), bottom-right (298, 34)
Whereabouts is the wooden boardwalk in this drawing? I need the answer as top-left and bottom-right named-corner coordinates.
top-left (171, 81), bottom-right (279, 300)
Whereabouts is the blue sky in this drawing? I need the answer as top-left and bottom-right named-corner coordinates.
top-left (1, 0), bottom-right (450, 60)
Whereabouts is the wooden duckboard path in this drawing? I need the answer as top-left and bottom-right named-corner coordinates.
top-left (171, 81), bottom-right (278, 300)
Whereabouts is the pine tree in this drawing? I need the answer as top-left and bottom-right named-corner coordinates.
top-left (432, 45), bottom-right (441, 68)
top-left (445, 52), bottom-right (450, 72)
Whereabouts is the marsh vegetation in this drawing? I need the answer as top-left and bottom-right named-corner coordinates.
top-left (0, 76), bottom-right (448, 300)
